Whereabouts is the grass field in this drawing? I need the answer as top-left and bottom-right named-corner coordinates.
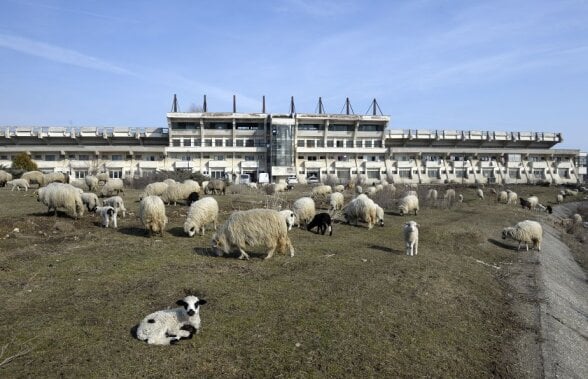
top-left (0, 183), bottom-right (582, 377)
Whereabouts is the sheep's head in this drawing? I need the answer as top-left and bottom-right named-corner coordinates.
top-left (501, 227), bottom-right (513, 240)
top-left (176, 296), bottom-right (207, 317)
top-left (211, 234), bottom-right (225, 256)
top-left (184, 220), bottom-right (197, 237)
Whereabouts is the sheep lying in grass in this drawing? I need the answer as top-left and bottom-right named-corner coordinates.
top-left (343, 194), bottom-right (380, 229)
top-left (102, 196), bottom-right (126, 218)
top-left (279, 210), bottom-right (296, 231)
top-left (100, 178), bottom-right (124, 197)
top-left (328, 192), bottom-right (344, 213)
top-left (7, 179), bottom-right (29, 191)
top-left (293, 197), bottom-right (316, 228)
top-left (0, 170), bottom-right (13, 187)
top-left (212, 208), bottom-right (295, 260)
top-left (403, 221), bottom-right (419, 256)
top-left (85, 175), bottom-right (99, 192)
top-left (139, 196), bottom-right (167, 237)
top-left (307, 213), bottom-right (333, 236)
top-left (501, 220), bottom-right (543, 251)
top-left (81, 192), bottom-right (100, 212)
top-left (398, 194), bottom-right (419, 216)
top-left (94, 206), bottom-right (117, 228)
top-left (37, 183), bottom-right (84, 219)
top-left (136, 295), bottom-right (207, 346)
top-left (184, 197), bottom-right (219, 237)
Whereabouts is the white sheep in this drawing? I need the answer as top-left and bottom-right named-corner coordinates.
top-left (375, 204), bottom-right (385, 227)
top-left (183, 197), bottom-right (219, 237)
top-left (526, 196), bottom-right (539, 210)
top-left (292, 197), bottom-right (316, 228)
top-left (0, 170), bottom-right (13, 187)
top-left (507, 191), bottom-right (518, 205)
top-left (139, 196), bottom-right (167, 237)
top-left (355, 185), bottom-right (363, 194)
top-left (201, 181), bottom-right (209, 192)
top-left (136, 295), bottom-right (207, 346)
top-left (334, 185), bottom-right (345, 192)
top-left (69, 179), bottom-right (87, 191)
top-left (426, 189), bottom-right (438, 204)
top-left (94, 206), bottom-right (117, 228)
top-left (444, 189), bottom-right (456, 204)
top-left (81, 192), bottom-right (100, 212)
top-left (43, 172), bottom-right (69, 185)
top-left (266, 182), bottom-right (287, 195)
top-left (405, 190), bottom-right (418, 198)
top-left (458, 194), bottom-right (464, 203)
top-left (140, 181), bottom-right (168, 200)
top-left (312, 185), bottom-right (332, 199)
top-left (102, 196), bottom-right (126, 218)
top-left (497, 191), bottom-right (508, 204)
top-left (100, 178), bottom-right (124, 197)
top-left (476, 188), bottom-right (484, 200)
top-left (212, 208), bottom-right (295, 260)
top-left (328, 192), bottom-right (345, 213)
top-left (343, 194), bottom-right (380, 229)
top-left (161, 182), bottom-right (195, 205)
top-left (279, 210), bottom-right (296, 231)
top-left (85, 175), bottom-right (99, 192)
top-left (163, 178), bottom-right (177, 186)
top-left (375, 184), bottom-right (384, 192)
top-left (564, 188), bottom-right (579, 197)
top-left (573, 213), bottom-right (583, 223)
top-left (7, 179), bottom-right (29, 191)
top-left (95, 172), bottom-right (110, 184)
top-left (21, 171), bottom-right (44, 187)
top-left (501, 220), bottom-right (543, 251)
top-left (36, 183), bottom-right (84, 219)
top-left (398, 194), bottom-right (419, 216)
top-left (403, 221), bottom-right (419, 256)
top-left (365, 186), bottom-right (377, 196)
top-left (556, 194), bottom-right (564, 203)
top-left (183, 179), bottom-right (201, 194)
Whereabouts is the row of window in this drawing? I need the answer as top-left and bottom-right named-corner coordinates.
top-left (297, 155), bottom-right (384, 162)
top-left (395, 167), bottom-right (570, 179)
top-left (26, 154), bottom-right (160, 161)
top-left (171, 122), bottom-right (264, 130)
top-left (296, 139), bottom-right (383, 148)
top-left (171, 138), bottom-right (265, 147)
top-left (173, 154), bottom-right (262, 161)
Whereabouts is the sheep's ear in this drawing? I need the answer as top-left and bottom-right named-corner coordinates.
top-left (198, 299), bottom-right (207, 306)
top-left (176, 300), bottom-right (187, 307)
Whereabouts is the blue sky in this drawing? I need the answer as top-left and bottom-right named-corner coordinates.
top-left (0, 0), bottom-right (587, 150)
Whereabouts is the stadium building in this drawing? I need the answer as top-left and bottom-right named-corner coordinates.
top-left (0, 95), bottom-right (585, 185)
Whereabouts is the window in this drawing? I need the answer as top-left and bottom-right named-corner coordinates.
top-left (346, 140), bottom-right (354, 148)
top-left (34, 155), bottom-right (42, 160)
top-left (298, 155), bottom-right (304, 160)
top-left (507, 154), bottom-right (521, 162)
top-left (557, 168), bottom-right (569, 178)
top-left (184, 139), bottom-right (192, 147)
top-left (297, 140), bottom-right (305, 147)
top-left (45, 155), bottom-right (56, 161)
top-left (203, 155), bottom-right (210, 159)
top-left (358, 124), bottom-right (383, 132)
top-left (533, 169), bottom-right (544, 179)
top-left (74, 170), bottom-right (88, 179)
top-left (225, 139), bottom-right (233, 147)
top-left (482, 169), bottom-right (494, 178)
top-left (68, 154), bottom-right (75, 159)
top-left (204, 139), bottom-right (212, 147)
top-left (298, 123), bottom-right (323, 131)
top-left (317, 140), bottom-right (325, 147)
top-left (455, 168), bottom-right (466, 178)
top-left (337, 155), bottom-right (349, 162)
top-left (172, 139), bottom-right (181, 147)
top-left (307, 140), bottom-right (315, 148)
top-left (236, 139), bottom-right (244, 147)
top-left (245, 155), bottom-right (255, 161)
top-left (111, 155), bottom-right (123, 161)
top-left (245, 139), bottom-right (254, 147)
top-left (428, 169), bottom-right (440, 178)
top-left (399, 169), bottom-right (411, 178)
top-left (181, 155), bottom-right (191, 161)
top-left (135, 155), bottom-right (142, 160)
top-left (210, 170), bottom-right (225, 179)
top-left (508, 169), bottom-right (519, 178)
top-left (307, 156), bottom-right (317, 161)
top-left (319, 156), bottom-right (326, 160)
top-left (327, 140), bottom-right (334, 147)
top-left (214, 155), bottom-right (225, 161)
top-left (109, 170), bottom-right (122, 179)
top-left (194, 138), bottom-right (201, 147)
top-left (336, 140), bottom-right (344, 148)
top-left (365, 140), bottom-right (373, 148)
top-left (328, 124), bottom-right (353, 132)
top-left (215, 139), bottom-right (223, 147)
top-left (0, 155), bottom-right (8, 160)
top-left (374, 140), bottom-right (383, 148)
top-left (367, 169), bottom-right (379, 179)
top-left (358, 155), bottom-right (364, 160)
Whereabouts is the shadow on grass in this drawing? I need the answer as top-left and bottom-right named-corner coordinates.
top-left (369, 245), bottom-right (404, 255)
top-left (487, 238), bottom-right (518, 251)
top-left (168, 227), bottom-right (187, 237)
top-left (130, 324), bottom-right (139, 340)
top-left (119, 227), bottom-right (150, 238)
top-left (193, 246), bottom-right (273, 260)
top-left (29, 211), bottom-right (72, 218)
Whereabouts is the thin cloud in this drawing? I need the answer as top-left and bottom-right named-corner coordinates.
top-left (0, 33), bottom-right (133, 75)
top-left (11, 0), bottom-right (139, 24)
top-left (275, 0), bottom-right (357, 16)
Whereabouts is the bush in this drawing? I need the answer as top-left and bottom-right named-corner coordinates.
top-left (129, 170), bottom-right (210, 189)
top-left (12, 153), bottom-right (37, 172)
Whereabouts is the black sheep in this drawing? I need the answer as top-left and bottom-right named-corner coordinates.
top-left (187, 192), bottom-right (199, 206)
top-left (307, 212), bottom-right (333, 236)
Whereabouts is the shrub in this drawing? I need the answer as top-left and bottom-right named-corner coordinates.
top-left (12, 153), bottom-right (37, 172)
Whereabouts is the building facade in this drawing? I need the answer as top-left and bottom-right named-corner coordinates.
top-left (0, 108), bottom-right (584, 185)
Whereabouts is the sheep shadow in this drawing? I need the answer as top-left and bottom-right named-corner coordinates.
top-left (193, 246), bottom-right (221, 258)
top-left (130, 324), bottom-right (139, 340)
top-left (29, 211), bottom-right (72, 218)
top-left (487, 238), bottom-right (518, 251)
top-left (369, 245), bottom-right (404, 255)
top-left (168, 227), bottom-right (187, 237)
top-left (118, 227), bottom-right (150, 238)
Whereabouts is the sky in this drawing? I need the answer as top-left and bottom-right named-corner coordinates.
top-left (0, 0), bottom-right (587, 151)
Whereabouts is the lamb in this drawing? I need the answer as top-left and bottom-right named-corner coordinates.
top-left (206, 179), bottom-right (226, 195)
top-left (212, 208), bottom-right (295, 260)
top-left (426, 189), bottom-right (438, 205)
top-left (187, 192), bottom-right (200, 205)
top-left (81, 192), bottom-right (100, 212)
top-left (398, 194), bottom-right (419, 216)
top-left (183, 197), bottom-right (219, 237)
top-left (7, 179), bottom-right (29, 191)
top-left (312, 185), bottom-right (332, 199)
top-left (136, 295), bottom-right (207, 346)
top-left (36, 183), bottom-right (84, 218)
top-left (85, 175), bottom-right (99, 192)
top-left (140, 181), bottom-right (168, 200)
top-left (307, 212), bottom-right (333, 236)
top-left (279, 210), bottom-right (296, 231)
top-left (102, 196), bottom-right (126, 218)
top-left (21, 170), bottom-right (45, 187)
top-left (497, 191), bottom-right (508, 204)
top-left (328, 192), bottom-right (345, 213)
top-left (0, 170), bottom-right (13, 187)
top-left (343, 194), bottom-right (380, 229)
top-left (403, 221), bottom-right (419, 256)
top-left (139, 196), bottom-right (168, 237)
top-left (292, 197), bottom-right (316, 228)
top-left (100, 178), bottom-right (124, 197)
top-left (94, 206), bottom-right (117, 228)
top-left (501, 220), bottom-right (543, 251)
top-left (507, 191), bottom-right (518, 205)
top-left (476, 188), bottom-right (484, 200)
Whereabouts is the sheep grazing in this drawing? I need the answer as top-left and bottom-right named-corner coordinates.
top-left (398, 194), bottom-right (419, 216)
top-left (100, 178), bottom-right (124, 197)
top-left (43, 172), bottom-right (69, 185)
top-left (21, 170), bottom-right (45, 188)
top-left (81, 192), bottom-right (100, 212)
top-left (328, 192), bottom-right (345, 213)
top-left (343, 194), bottom-right (379, 229)
top-left (85, 175), bottom-right (99, 192)
top-left (556, 194), bottom-right (564, 203)
top-left (355, 185), bottom-right (363, 194)
top-left (573, 213), bottom-right (583, 223)
top-left (292, 197), bottom-right (316, 228)
top-left (458, 194), bottom-right (464, 203)
top-left (140, 181), bottom-right (169, 200)
top-left (95, 172), bottom-right (110, 185)
top-left (334, 185), bottom-right (345, 192)
top-left (426, 189), bottom-right (438, 205)
top-left (0, 170), bottom-right (13, 187)
top-left (182, 179), bottom-right (201, 194)
top-left (163, 178), bottom-right (177, 186)
top-left (69, 179), bottom-right (87, 191)
top-left (312, 185), bottom-right (332, 199)
top-left (525, 196), bottom-right (539, 210)
top-left (206, 179), bottom-right (226, 195)
top-left (265, 182), bottom-right (287, 195)
top-left (36, 183), bottom-right (84, 219)
top-left (184, 197), bottom-right (219, 237)
top-left (102, 196), bottom-right (126, 218)
top-left (139, 196), bottom-right (167, 237)
top-left (161, 182), bottom-right (197, 206)
top-left (94, 206), bottom-right (117, 228)
top-left (212, 208), bottom-right (295, 260)
top-left (7, 179), bottom-right (29, 191)
top-left (307, 212), bottom-right (333, 236)
top-left (497, 191), bottom-right (508, 204)
top-left (279, 210), bottom-right (296, 231)
top-left (187, 191), bottom-right (200, 205)
top-left (506, 191), bottom-right (518, 205)
top-left (136, 295), bottom-right (207, 346)
top-left (476, 188), bottom-right (484, 200)
top-left (375, 205), bottom-right (385, 227)
top-left (444, 189), bottom-right (456, 204)
top-left (520, 198), bottom-right (532, 210)
top-left (403, 221), bottom-right (419, 256)
top-left (501, 220), bottom-right (543, 252)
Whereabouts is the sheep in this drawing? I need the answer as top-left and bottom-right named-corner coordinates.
top-left (501, 220), bottom-right (543, 251)
top-left (136, 295), bottom-right (207, 346)
top-left (139, 196), bottom-right (168, 237)
top-left (334, 185), bottom-right (345, 192)
top-left (343, 194), bottom-right (379, 229)
top-left (458, 194), bottom-right (464, 203)
top-left (476, 188), bottom-right (484, 200)
top-left (328, 192), bottom-right (345, 213)
top-left (95, 172), bottom-right (109, 184)
top-left (365, 186), bottom-right (377, 196)
top-left (279, 210), bottom-right (296, 231)
top-left (398, 194), bottom-right (419, 216)
top-left (292, 197), bottom-right (316, 228)
top-left (85, 175), bottom-right (99, 192)
top-left (265, 182), bottom-right (287, 195)
top-left (102, 196), bottom-right (126, 218)
top-left (7, 179), bottom-right (29, 191)
top-left (489, 188), bottom-right (497, 196)
top-left (94, 206), bottom-right (117, 228)
top-left (163, 178), bottom-right (176, 186)
top-left (212, 208), bottom-right (295, 260)
top-left (564, 188), bottom-right (579, 197)
top-left (0, 170), bottom-right (13, 187)
top-left (187, 192), bottom-right (199, 205)
top-left (206, 179), bottom-right (226, 195)
top-left (520, 198), bottom-right (532, 210)
top-left (183, 197), bottom-right (219, 237)
top-left (43, 172), bottom-right (69, 185)
top-left (100, 178), bottom-right (124, 197)
top-left (201, 181), bottom-right (209, 192)
top-left (21, 170), bottom-right (45, 187)
top-left (182, 179), bottom-right (201, 194)
top-left (497, 191), bottom-right (508, 204)
top-left (375, 184), bottom-right (384, 192)
top-left (36, 183), bottom-right (84, 219)
top-left (556, 194), bottom-right (564, 203)
top-left (81, 192), bottom-right (100, 212)
top-left (375, 204), bottom-right (385, 227)
top-left (573, 213), bottom-right (583, 223)
top-left (140, 181), bottom-right (168, 200)
top-left (426, 189), bottom-right (438, 205)
top-left (507, 191), bottom-right (518, 205)
top-left (161, 182), bottom-right (196, 206)
top-left (403, 221), bottom-right (419, 256)
top-left (405, 190), bottom-right (418, 198)
top-left (69, 179), bottom-right (87, 191)
top-left (307, 213), bottom-right (333, 236)
top-left (355, 185), bottom-right (363, 194)
top-left (312, 185), bottom-right (332, 199)
top-left (443, 189), bottom-right (456, 205)
top-left (526, 196), bottom-right (539, 210)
